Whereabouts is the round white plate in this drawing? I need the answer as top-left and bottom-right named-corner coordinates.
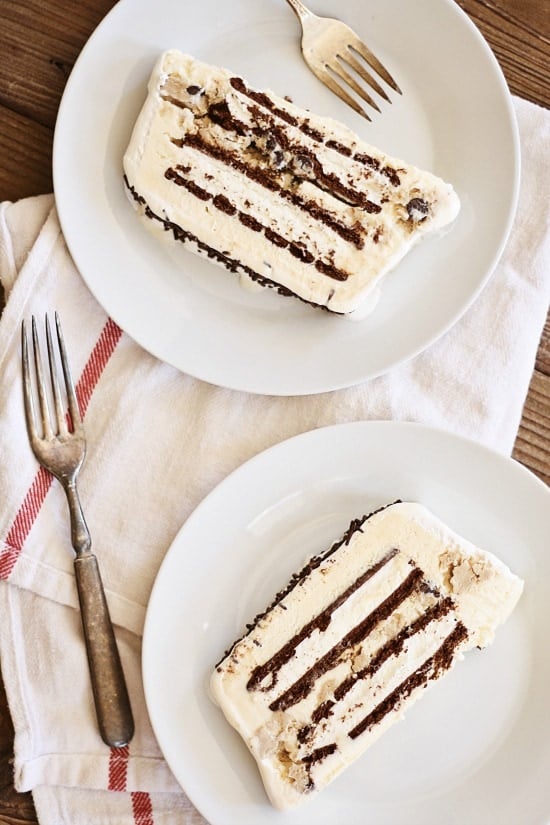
top-left (54, 0), bottom-right (519, 395)
top-left (142, 421), bottom-right (549, 825)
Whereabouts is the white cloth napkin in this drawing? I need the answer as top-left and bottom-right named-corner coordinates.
top-left (0, 95), bottom-right (548, 825)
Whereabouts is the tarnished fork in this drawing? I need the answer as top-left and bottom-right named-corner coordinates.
top-left (284, 0), bottom-right (401, 120)
top-left (21, 313), bottom-right (134, 748)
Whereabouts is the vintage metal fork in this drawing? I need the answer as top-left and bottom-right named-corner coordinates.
top-left (22, 313), bottom-right (134, 748)
top-left (284, 0), bottom-right (401, 120)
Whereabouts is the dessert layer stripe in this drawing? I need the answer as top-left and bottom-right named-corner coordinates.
top-left (301, 743), bottom-right (337, 765)
top-left (332, 595), bottom-right (455, 702)
top-left (163, 165), bottom-right (350, 279)
top-left (123, 176), bottom-right (332, 308)
top-left (196, 109), bottom-right (383, 213)
top-left (230, 76), bottom-right (312, 134)
top-left (228, 76), bottom-right (401, 186)
top-left (170, 133), bottom-right (366, 250)
top-left (216, 505), bottom-right (401, 668)
top-left (348, 621), bottom-right (468, 740)
top-left (269, 567), bottom-right (424, 712)
top-left (296, 594), bottom-right (456, 748)
top-left (247, 548), bottom-right (399, 692)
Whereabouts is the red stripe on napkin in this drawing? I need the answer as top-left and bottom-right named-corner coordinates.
top-left (77, 318), bottom-right (122, 417)
top-left (108, 747), bottom-right (154, 824)
top-left (0, 466), bottom-right (53, 579)
top-left (0, 318), bottom-right (122, 579)
top-left (108, 744), bottom-right (130, 791)
top-left (131, 791), bottom-right (154, 825)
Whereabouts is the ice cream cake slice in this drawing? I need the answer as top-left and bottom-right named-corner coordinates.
top-left (123, 51), bottom-right (460, 317)
top-left (210, 501), bottom-right (523, 809)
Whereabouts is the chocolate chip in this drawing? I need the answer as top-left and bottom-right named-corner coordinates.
top-left (406, 197), bottom-right (430, 221)
top-left (207, 101), bottom-right (248, 135)
top-left (273, 149), bottom-right (285, 168)
top-left (292, 154), bottom-right (314, 175)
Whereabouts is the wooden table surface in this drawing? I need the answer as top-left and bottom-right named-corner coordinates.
top-left (0, 0), bottom-right (548, 822)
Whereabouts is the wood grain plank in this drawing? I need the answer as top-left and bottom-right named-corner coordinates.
top-left (535, 315), bottom-right (550, 376)
top-left (513, 371), bottom-right (550, 485)
top-left (0, 0), bottom-right (117, 126)
top-left (0, 681), bottom-right (36, 824)
top-left (0, 106), bottom-right (53, 202)
top-left (456, 0), bottom-right (550, 106)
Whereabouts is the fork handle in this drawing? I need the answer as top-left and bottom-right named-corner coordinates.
top-left (74, 554), bottom-right (135, 748)
top-left (284, 0), bottom-right (315, 23)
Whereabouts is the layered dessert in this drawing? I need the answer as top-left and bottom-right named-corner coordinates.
top-left (123, 51), bottom-right (460, 316)
top-left (210, 501), bottom-right (523, 809)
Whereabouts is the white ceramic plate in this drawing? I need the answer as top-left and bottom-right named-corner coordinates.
top-left (54, 0), bottom-right (519, 395)
top-left (142, 421), bottom-right (549, 825)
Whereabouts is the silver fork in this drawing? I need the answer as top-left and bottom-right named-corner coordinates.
top-left (284, 0), bottom-right (401, 120)
top-left (22, 313), bottom-right (134, 748)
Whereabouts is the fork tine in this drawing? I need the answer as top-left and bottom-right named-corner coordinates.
top-left (331, 57), bottom-right (381, 113)
top-left (45, 313), bottom-right (69, 437)
top-left (311, 63), bottom-right (372, 121)
top-left (21, 321), bottom-right (39, 442)
top-left (31, 316), bottom-right (53, 439)
top-left (341, 48), bottom-right (390, 102)
top-left (54, 312), bottom-right (82, 433)
top-left (349, 39), bottom-right (402, 95)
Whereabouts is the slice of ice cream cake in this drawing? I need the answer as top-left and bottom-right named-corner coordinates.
top-left (123, 51), bottom-right (460, 317)
top-left (210, 501), bottom-right (523, 809)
